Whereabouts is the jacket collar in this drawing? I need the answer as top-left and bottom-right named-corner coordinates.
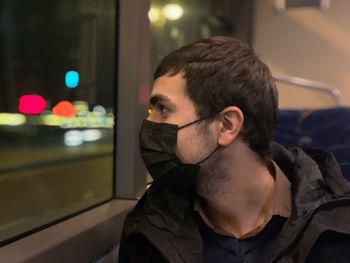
top-left (270, 143), bottom-right (350, 262)
top-left (271, 142), bottom-right (350, 214)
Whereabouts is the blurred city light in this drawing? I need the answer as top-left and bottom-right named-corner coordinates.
top-left (52, 101), bottom-right (76, 117)
top-left (73, 101), bottom-right (89, 115)
top-left (0, 113), bottom-right (26, 126)
top-left (64, 130), bottom-right (83, 146)
top-left (162, 4), bottom-right (183, 21)
top-left (82, 129), bottom-right (102, 142)
top-left (18, 94), bottom-right (46, 115)
top-left (41, 114), bottom-right (113, 129)
top-left (0, 100), bottom-right (113, 129)
top-left (93, 105), bottom-right (107, 115)
top-left (41, 114), bottom-right (62, 126)
top-left (65, 70), bottom-right (79, 88)
top-left (148, 6), bottom-right (161, 23)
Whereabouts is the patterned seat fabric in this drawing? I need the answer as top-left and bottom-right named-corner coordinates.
top-left (274, 107), bottom-right (350, 182)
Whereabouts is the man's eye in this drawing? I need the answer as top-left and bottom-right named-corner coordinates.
top-left (148, 104), bottom-right (169, 115)
top-left (158, 104), bottom-right (168, 113)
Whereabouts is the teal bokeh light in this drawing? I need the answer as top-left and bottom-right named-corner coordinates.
top-left (65, 70), bottom-right (79, 88)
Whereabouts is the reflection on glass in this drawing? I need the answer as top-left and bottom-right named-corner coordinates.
top-left (0, 0), bottom-right (116, 244)
top-left (150, 0), bottom-right (242, 71)
top-left (162, 4), bottom-right (184, 21)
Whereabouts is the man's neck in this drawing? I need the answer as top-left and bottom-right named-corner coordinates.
top-left (196, 141), bottom-right (275, 238)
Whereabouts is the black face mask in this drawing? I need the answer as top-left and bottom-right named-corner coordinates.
top-left (139, 113), bottom-right (220, 191)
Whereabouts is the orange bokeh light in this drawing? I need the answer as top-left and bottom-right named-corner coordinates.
top-left (52, 101), bottom-right (77, 117)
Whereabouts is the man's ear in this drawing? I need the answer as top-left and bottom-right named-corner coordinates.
top-left (217, 106), bottom-right (244, 146)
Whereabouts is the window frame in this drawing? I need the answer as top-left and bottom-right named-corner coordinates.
top-left (0, 0), bottom-right (149, 260)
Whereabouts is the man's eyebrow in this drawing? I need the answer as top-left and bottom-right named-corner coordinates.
top-left (150, 94), bottom-right (173, 106)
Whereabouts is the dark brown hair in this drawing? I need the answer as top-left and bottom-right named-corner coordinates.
top-left (154, 36), bottom-right (278, 162)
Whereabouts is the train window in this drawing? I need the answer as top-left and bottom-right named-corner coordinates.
top-left (149, 0), bottom-right (253, 72)
top-left (0, 0), bottom-right (116, 245)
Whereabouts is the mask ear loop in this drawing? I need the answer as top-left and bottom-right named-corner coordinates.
top-left (196, 145), bottom-right (220, 165)
top-left (178, 109), bottom-right (224, 165)
top-left (178, 109), bottom-right (224, 130)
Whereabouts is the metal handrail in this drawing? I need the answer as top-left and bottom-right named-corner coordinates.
top-left (273, 75), bottom-right (341, 107)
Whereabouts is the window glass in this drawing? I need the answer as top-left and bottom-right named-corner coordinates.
top-left (0, 0), bottom-right (116, 244)
top-left (149, 0), bottom-right (253, 71)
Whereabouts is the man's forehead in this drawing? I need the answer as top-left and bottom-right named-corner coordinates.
top-left (151, 73), bottom-right (187, 101)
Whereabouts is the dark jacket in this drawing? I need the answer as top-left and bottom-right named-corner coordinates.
top-left (119, 143), bottom-right (350, 263)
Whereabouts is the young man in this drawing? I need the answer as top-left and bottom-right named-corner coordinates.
top-left (119, 37), bottom-right (350, 262)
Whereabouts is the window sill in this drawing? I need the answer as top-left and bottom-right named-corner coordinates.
top-left (0, 199), bottom-right (136, 263)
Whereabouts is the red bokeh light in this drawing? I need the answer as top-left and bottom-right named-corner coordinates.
top-left (18, 94), bottom-right (46, 115)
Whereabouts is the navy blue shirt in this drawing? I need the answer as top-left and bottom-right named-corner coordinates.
top-left (196, 214), bottom-right (287, 263)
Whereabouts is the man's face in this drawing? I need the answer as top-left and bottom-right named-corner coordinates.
top-left (147, 73), bottom-right (217, 164)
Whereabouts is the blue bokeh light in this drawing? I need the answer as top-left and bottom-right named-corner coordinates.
top-left (65, 70), bottom-right (79, 88)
